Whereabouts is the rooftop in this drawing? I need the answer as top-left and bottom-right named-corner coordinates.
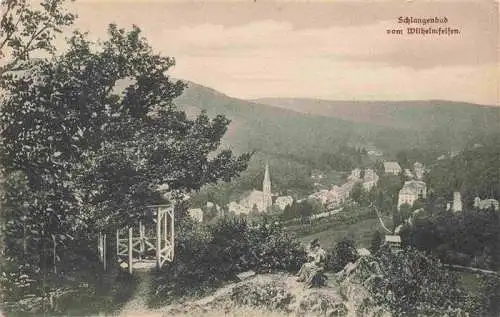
top-left (384, 161), bottom-right (401, 170)
top-left (385, 235), bottom-right (402, 243)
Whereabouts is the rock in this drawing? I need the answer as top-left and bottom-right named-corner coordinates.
top-left (237, 270), bottom-right (256, 281)
top-left (160, 271), bottom-right (389, 317)
top-left (295, 292), bottom-right (347, 317)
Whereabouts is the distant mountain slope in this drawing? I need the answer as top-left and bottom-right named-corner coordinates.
top-left (252, 98), bottom-right (500, 133)
top-left (174, 81), bottom-right (404, 156)
top-left (174, 81), bottom-right (499, 159)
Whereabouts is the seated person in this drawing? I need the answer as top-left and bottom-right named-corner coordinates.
top-left (296, 238), bottom-right (327, 287)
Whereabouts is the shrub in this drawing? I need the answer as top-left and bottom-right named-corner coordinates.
top-left (153, 216), bottom-right (306, 301)
top-left (327, 236), bottom-right (359, 272)
top-left (246, 220), bottom-right (306, 273)
top-left (367, 248), bottom-right (469, 317)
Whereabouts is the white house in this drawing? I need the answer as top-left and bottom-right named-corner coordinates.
top-left (413, 162), bottom-right (425, 180)
top-left (474, 197), bottom-right (500, 211)
top-left (404, 169), bottom-right (414, 179)
top-left (385, 235), bottom-right (402, 251)
top-left (275, 196), bottom-right (294, 210)
top-left (348, 168), bottom-right (362, 180)
top-left (188, 208), bottom-right (204, 223)
top-left (397, 180), bottom-right (427, 210)
top-left (384, 161), bottom-right (402, 175)
top-left (362, 169), bottom-right (379, 191)
top-left (452, 191), bottom-right (463, 212)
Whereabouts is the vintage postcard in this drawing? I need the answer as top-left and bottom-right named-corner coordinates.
top-left (0, 0), bottom-right (499, 316)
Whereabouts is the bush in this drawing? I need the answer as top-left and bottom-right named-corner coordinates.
top-left (327, 236), bottom-right (359, 272)
top-left (153, 216), bottom-right (306, 301)
top-left (366, 248), bottom-right (469, 317)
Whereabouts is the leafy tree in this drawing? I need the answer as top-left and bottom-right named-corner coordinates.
top-left (396, 150), bottom-right (410, 170)
top-left (481, 275), bottom-right (500, 317)
top-left (0, 23), bottom-right (251, 311)
top-left (370, 230), bottom-right (384, 254)
top-left (299, 200), bottom-right (313, 224)
top-left (406, 209), bottom-right (500, 270)
top-left (327, 236), bottom-right (359, 272)
top-left (0, 0), bottom-right (77, 75)
top-left (0, 0), bottom-right (77, 293)
top-left (350, 182), bottom-right (370, 206)
top-left (250, 204), bottom-right (259, 216)
top-left (368, 248), bottom-right (469, 316)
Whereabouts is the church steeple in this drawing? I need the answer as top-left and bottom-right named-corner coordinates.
top-left (263, 162), bottom-right (272, 212)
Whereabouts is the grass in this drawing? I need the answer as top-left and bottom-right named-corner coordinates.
top-left (457, 271), bottom-right (484, 295)
top-left (289, 209), bottom-right (393, 250)
top-left (299, 217), bottom-right (384, 250)
top-left (2, 266), bottom-right (139, 317)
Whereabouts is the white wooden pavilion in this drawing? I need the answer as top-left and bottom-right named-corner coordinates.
top-left (97, 204), bottom-right (175, 273)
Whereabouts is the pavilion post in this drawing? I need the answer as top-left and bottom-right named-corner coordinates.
top-left (164, 211), bottom-right (167, 243)
top-left (98, 231), bottom-right (102, 261)
top-left (128, 227), bottom-right (133, 274)
top-left (156, 209), bottom-right (161, 270)
top-left (170, 209), bottom-right (175, 259)
top-left (139, 221), bottom-right (144, 261)
top-left (52, 234), bottom-right (57, 274)
top-left (103, 233), bottom-right (107, 272)
top-left (116, 229), bottom-right (119, 258)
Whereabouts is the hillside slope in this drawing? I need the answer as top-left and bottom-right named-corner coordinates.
top-left (174, 81), bottom-right (423, 157)
top-left (253, 98), bottom-right (500, 133)
top-left (175, 81), bottom-right (499, 159)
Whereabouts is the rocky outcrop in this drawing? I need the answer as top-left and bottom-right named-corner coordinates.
top-left (336, 257), bottom-right (392, 317)
top-left (160, 262), bottom-right (388, 317)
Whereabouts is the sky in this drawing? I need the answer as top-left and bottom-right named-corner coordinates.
top-left (66, 0), bottom-right (499, 105)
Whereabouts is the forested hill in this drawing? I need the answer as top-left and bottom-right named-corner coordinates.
top-left (174, 81), bottom-right (500, 158)
top-left (174, 80), bottom-right (388, 153)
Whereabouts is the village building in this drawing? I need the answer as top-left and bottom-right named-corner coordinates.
top-left (397, 180), bottom-right (427, 210)
top-left (385, 235), bottom-right (402, 251)
top-left (274, 196), bottom-right (294, 210)
top-left (308, 189), bottom-right (329, 204)
top-left (327, 185), bottom-right (346, 204)
top-left (474, 197), bottom-right (500, 211)
top-left (367, 150), bottom-right (383, 157)
top-left (228, 164), bottom-right (294, 215)
top-left (413, 162), bottom-right (425, 180)
top-left (187, 208), bottom-right (204, 223)
top-left (310, 169), bottom-right (324, 181)
top-left (383, 161), bottom-right (402, 175)
top-left (403, 169), bottom-right (414, 179)
top-left (308, 168), bottom-right (379, 207)
top-left (357, 248), bottom-right (371, 256)
top-left (362, 169), bottom-right (379, 191)
top-left (452, 191), bottom-right (463, 212)
top-left (227, 163), bottom-right (272, 215)
top-left (348, 168), bottom-right (362, 180)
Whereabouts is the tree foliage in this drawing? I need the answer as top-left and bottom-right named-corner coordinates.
top-left (0, 0), bottom-right (76, 74)
top-left (404, 210), bottom-right (500, 270)
top-left (426, 134), bottom-right (500, 208)
top-left (153, 217), bottom-right (306, 301)
top-left (369, 230), bottom-right (384, 254)
top-left (327, 236), bottom-right (359, 272)
top-left (365, 248), bottom-right (469, 316)
top-left (0, 21), bottom-right (251, 313)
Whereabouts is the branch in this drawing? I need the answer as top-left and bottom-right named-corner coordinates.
top-left (18, 22), bottom-right (52, 60)
top-left (0, 2), bottom-right (22, 53)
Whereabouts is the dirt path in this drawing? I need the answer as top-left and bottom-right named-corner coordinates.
top-left (117, 270), bottom-right (163, 317)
